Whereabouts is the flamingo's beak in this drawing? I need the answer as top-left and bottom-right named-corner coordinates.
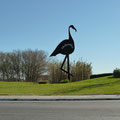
top-left (75, 28), bottom-right (77, 32)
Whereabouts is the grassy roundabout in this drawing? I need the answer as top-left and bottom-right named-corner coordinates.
top-left (0, 76), bottom-right (120, 95)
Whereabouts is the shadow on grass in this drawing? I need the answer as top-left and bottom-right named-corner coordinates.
top-left (107, 76), bottom-right (114, 79)
top-left (107, 76), bottom-right (120, 79)
top-left (53, 79), bottom-right (120, 94)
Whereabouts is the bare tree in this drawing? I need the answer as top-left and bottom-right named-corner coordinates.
top-left (0, 49), bottom-right (47, 82)
top-left (0, 53), bottom-right (12, 81)
top-left (8, 50), bottom-right (22, 81)
top-left (21, 49), bottom-right (47, 82)
top-left (0, 52), bottom-right (6, 80)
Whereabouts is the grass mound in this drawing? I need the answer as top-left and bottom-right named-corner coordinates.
top-left (0, 76), bottom-right (120, 95)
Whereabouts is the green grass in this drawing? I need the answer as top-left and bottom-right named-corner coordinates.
top-left (1, 76), bottom-right (120, 95)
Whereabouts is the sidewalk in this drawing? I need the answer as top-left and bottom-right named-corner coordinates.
top-left (0, 95), bottom-right (120, 101)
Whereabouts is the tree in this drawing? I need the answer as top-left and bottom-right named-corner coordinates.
top-left (0, 52), bottom-right (6, 80)
top-left (21, 49), bottom-right (47, 82)
top-left (0, 49), bottom-right (48, 82)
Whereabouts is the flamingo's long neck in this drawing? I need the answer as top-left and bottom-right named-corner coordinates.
top-left (68, 27), bottom-right (73, 41)
top-left (68, 26), bottom-right (74, 49)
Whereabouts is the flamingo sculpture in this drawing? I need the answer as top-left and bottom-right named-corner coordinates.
top-left (50, 25), bottom-right (77, 80)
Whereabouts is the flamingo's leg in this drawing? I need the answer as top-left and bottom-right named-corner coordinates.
top-left (67, 55), bottom-right (70, 80)
top-left (60, 55), bottom-right (67, 70)
top-left (60, 55), bottom-right (73, 78)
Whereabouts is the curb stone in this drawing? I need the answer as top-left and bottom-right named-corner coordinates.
top-left (0, 95), bottom-right (120, 101)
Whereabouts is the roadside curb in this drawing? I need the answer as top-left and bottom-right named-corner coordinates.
top-left (1, 98), bottom-right (120, 101)
top-left (0, 95), bottom-right (120, 101)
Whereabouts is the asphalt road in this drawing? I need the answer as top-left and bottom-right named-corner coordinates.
top-left (0, 101), bottom-right (120, 120)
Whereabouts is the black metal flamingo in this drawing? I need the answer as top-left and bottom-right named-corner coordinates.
top-left (50, 25), bottom-right (77, 80)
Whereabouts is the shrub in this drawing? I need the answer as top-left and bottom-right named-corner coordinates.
top-left (48, 61), bottom-right (67, 83)
top-left (38, 80), bottom-right (49, 84)
top-left (71, 60), bottom-right (92, 82)
top-left (60, 79), bottom-right (69, 83)
top-left (90, 73), bottom-right (113, 79)
top-left (113, 68), bottom-right (120, 78)
top-left (48, 60), bottom-right (92, 83)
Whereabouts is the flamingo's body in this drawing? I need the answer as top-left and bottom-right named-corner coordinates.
top-left (50, 25), bottom-right (77, 80)
top-left (50, 25), bottom-right (76, 56)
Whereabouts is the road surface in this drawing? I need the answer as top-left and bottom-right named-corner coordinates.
top-left (0, 101), bottom-right (120, 120)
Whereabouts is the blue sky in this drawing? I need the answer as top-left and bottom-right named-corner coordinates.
top-left (0, 0), bottom-right (120, 74)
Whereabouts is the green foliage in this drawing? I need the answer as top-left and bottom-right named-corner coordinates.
top-left (113, 68), bottom-right (120, 78)
top-left (60, 79), bottom-right (69, 83)
top-left (38, 80), bottom-right (49, 84)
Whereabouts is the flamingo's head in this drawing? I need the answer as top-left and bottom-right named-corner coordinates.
top-left (69, 25), bottom-right (77, 32)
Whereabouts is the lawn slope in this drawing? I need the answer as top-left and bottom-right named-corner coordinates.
top-left (0, 76), bottom-right (120, 95)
